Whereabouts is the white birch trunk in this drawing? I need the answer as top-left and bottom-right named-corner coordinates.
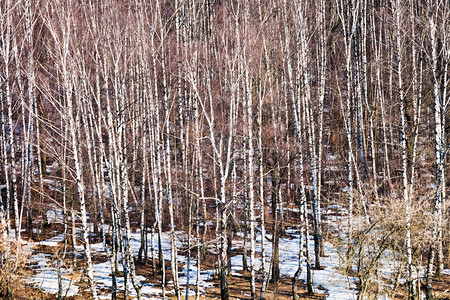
top-left (316, 0), bottom-right (327, 256)
top-left (158, 2), bottom-right (181, 293)
top-left (2, 0), bottom-right (18, 243)
top-left (67, 86), bottom-right (98, 300)
top-left (245, 59), bottom-right (256, 300)
top-left (427, 7), bottom-right (445, 296)
top-left (337, 0), bottom-right (358, 247)
top-left (395, 1), bottom-right (413, 297)
top-left (0, 83), bottom-right (10, 251)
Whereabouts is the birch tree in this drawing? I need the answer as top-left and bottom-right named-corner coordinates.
top-left (426, 1), bottom-right (449, 297)
top-left (394, 1), bottom-right (414, 297)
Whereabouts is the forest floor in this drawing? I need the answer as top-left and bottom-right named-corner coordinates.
top-left (15, 224), bottom-right (450, 300)
top-left (5, 212), bottom-right (450, 299)
top-left (4, 192), bottom-right (448, 299)
top-left (8, 210), bottom-right (347, 299)
top-left (18, 228), bottom-right (335, 299)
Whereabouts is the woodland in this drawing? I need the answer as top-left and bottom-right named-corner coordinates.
top-left (0, 0), bottom-right (449, 299)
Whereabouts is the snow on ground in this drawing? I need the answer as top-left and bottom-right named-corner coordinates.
top-left (46, 205), bottom-right (64, 224)
top-left (38, 233), bottom-right (65, 247)
top-left (178, 264), bottom-right (215, 297)
top-left (25, 225), bottom-right (360, 299)
top-left (27, 253), bottom-right (79, 297)
top-left (92, 258), bottom-right (163, 299)
top-left (25, 204), bottom-right (408, 299)
top-left (308, 242), bottom-right (358, 300)
top-left (26, 229), bottom-right (215, 298)
top-left (230, 231), bottom-right (358, 300)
